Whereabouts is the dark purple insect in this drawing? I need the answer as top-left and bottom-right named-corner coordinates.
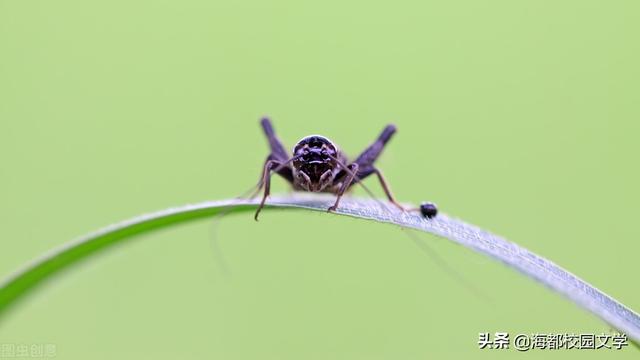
top-left (419, 202), bottom-right (438, 219)
top-left (253, 117), bottom-right (404, 220)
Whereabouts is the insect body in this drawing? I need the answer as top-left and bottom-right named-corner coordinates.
top-left (254, 117), bottom-right (403, 220)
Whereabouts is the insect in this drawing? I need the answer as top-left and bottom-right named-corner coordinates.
top-left (419, 202), bottom-right (438, 219)
top-left (253, 117), bottom-right (405, 220)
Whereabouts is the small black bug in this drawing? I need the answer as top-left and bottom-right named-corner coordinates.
top-left (420, 202), bottom-right (438, 219)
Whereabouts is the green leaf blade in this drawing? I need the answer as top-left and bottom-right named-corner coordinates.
top-left (1, 195), bottom-right (638, 343)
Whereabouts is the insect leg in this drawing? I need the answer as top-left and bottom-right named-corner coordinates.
top-left (254, 159), bottom-right (281, 221)
top-left (344, 124), bottom-right (403, 210)
top-left (248, 154), bottom-right (293, 199)
top-left (348, 166), bottom-right (404, 211)
top-left (352, 124), bottom-right (396, 170)
top-left (332, 123), bottom-right (395, 185)
top-left (260, 117), bottom-right (290, 162)
top-left (328, 163), bottom-right (359, 212)
top-left (251, 117), bottom-right (293, 199)
top-left (371, 168), bottom-right (405, 211)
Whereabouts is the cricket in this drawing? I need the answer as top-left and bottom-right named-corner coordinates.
top-left (252, 117), bottom-right (435, 221)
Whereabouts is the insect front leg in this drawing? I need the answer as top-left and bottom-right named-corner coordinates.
top-left (254, 159), bottom-right (281, 221)
top-left (328, 163), bottom-right (359, 212)
top-left (248, 154), bottom-right (293, 199)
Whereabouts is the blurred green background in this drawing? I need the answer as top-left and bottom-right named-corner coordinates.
top-left (1, 0), bottom-right (639, 358)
